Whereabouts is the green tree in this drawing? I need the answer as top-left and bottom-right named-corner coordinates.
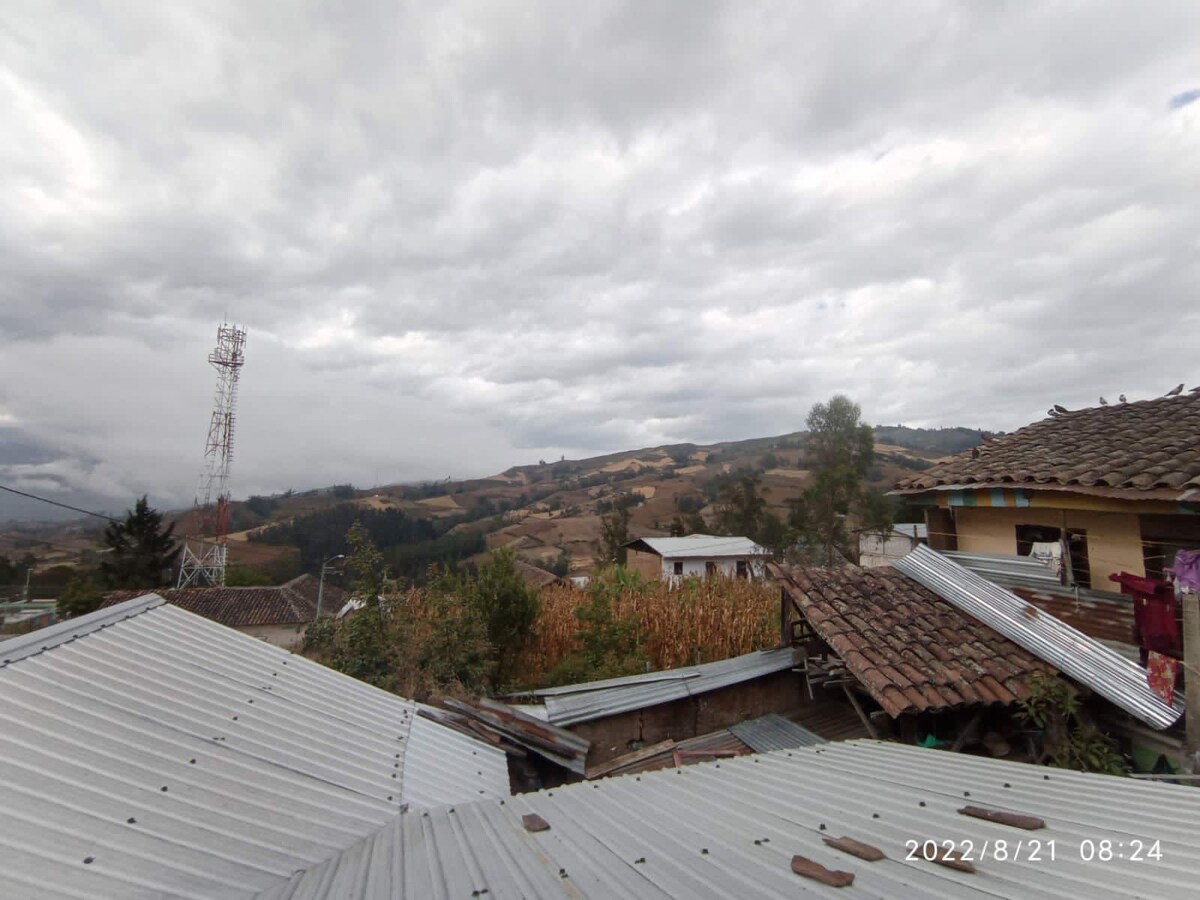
top-left (99, 496), bottom-right (181, 589)
top-left (546, 566), bottom-right (648, 685)
top-left (418, 567), bottom-right (494, 694)
top-left (56, 573), bottom-right (104, 620)
top-left (714, 471), bottom-right (769, 538)
top-left (345, 521), bottom-right (386, 609)
top-left (597, 497), bottom-right (632, 566)
top-left (224, 566), bottom-right (275, 586)
top-left (791, 396), bottom-right (877, 564)
top-left (472, 547), bottom-right (539, 689)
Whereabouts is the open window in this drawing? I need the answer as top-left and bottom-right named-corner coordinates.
top-left (1014, 524), bottom-right (1067, 583)
top-left (673, 561), bottom-right (684, 576)
top-left (736, 559), bottom-right (748, 579)
top-left (705, 561), bottom-right (718, 578)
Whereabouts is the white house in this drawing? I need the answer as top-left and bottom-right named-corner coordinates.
top-left (625, 534), bottom-right (769, 583)
top-left (858, 522), bottom-right (928, 568)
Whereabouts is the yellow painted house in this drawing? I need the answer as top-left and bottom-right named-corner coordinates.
top-left (892, 391), bottom-right (1200, 591)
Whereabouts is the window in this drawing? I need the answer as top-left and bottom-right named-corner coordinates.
top-left (705, 561), bottom-right (717, 578)
top-left (673, 561), bottom-right (684, 576)
top-left (736, 559), bottom-right (748, 579)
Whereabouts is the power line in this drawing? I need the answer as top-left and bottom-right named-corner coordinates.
top-left (0, 484), bottom-right (120, 522)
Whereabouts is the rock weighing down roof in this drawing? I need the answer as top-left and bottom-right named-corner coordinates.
top-left (895, 391), bottom-right (1200, 498)
top-left (101, 573), bottom-right (343, 627)
top-left (772, 562), bottom-right (1053, 717)
top-left (259, 739), bottom-right (1200, 899)
top-left (626, 534), bottom-right (768, 558)
top-left (0, 595), bottom-right (509, 899)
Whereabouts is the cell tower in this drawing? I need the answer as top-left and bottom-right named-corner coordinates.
top-left (177, 323), bottom-right (247, 587)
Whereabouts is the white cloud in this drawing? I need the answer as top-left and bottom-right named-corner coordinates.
top-left (1, 1), bottom-right (1198, 519)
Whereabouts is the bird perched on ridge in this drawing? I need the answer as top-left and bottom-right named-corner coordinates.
top-left (1119, 394), bottom-right (1127, 402)
top-left (1166, 383), bottom-right (1184, 396)
top-left (1099, 397), bottom-right (1108, 405)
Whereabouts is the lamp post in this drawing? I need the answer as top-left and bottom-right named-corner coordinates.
top-left (316, 554), bottom-right (345, 619)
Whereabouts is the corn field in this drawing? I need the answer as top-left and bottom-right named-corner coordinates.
top-left (515, 578), bottom-right (779, 686)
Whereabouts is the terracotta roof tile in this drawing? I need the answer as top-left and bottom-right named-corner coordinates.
top-left (895, 392), bottom-right (1200, 496)
top-left (100, 575), bottom-right (343, 628)
top-left (772, 563), bottom-right (1054, 717)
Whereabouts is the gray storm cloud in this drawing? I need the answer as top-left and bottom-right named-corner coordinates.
top-left (1, 1), bottom-right (1198, 519)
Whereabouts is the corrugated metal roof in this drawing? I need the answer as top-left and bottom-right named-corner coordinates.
top-left (534, 647), bottom-right (797, 726)
top-left (259, 739), bottom-right (1200, 899)
top-left (729, 713), bottom-right (826, 752)
top-left (628, 534), bottom-right (768, 559)
top-left (0, 594), bottom-right (509, 899)
top-left (894, 545), bottom-right (1183, 730)
top-left (941, 550), bottom-right (1064, 590)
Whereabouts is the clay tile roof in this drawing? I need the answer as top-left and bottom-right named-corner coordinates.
top-left (514, 560), bottom-right (561, 590)
top-left (771, 563), bottom-right (1054, 717)
top-left (895, 391), bottom-right (1200, 497)
top-left (100, 574), bottom-right (342, 627)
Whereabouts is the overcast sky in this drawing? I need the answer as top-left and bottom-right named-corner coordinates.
top-left (2, 2), bottom-right (1198, 521)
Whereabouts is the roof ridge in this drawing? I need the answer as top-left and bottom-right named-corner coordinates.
top-left (1, 593), bottom-right (166, 666)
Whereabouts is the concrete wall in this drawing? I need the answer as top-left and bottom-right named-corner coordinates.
top-left (237, 623), bottom-right (308, 650)
top-left (858, 533), bottom-right (920, 568)
top-left (953, 506), bottom-right (1146, 584)
top-left (627, 548), bottom-right (765, 583)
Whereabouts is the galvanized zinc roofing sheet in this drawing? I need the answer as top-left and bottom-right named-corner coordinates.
top-left (894, 544), bottom-right (1183, 729)
top-left (729, 713), bottom-right (826, 752)
top-left (941, 550), bottom-right (1064, 590)
top-left (0, 595), bottom-right (509, 899)
top-left (631, 534), bottom-right (768, 559)
top-left (259, 739), bottom-right (1200, 899)
top-left (537, 647), bottom-right (796, 726)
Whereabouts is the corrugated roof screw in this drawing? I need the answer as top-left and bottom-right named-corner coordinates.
top-left (715, 764), bottom-right (720, 768)
top-left (391, 773), bottom-right (397, 778)
top-left (1043, 775), bottom-right (1050, 781)
top-left (701, 848), bottom-right (709, 855)
top-left (762, 838), bottom-right (769, 843)
top-left (388, 796), bottom-right (394, 802)
top-left (160, 786), bottom-right (168, 792)
top-left (232, 716), bottom-right (238, 721)
top-left (635, 857), bottom-right (646, 865)
top-left (395, 753), bottom-right (401, 759)
top-left (872, 813), bottom-right (880, 819)
top-left (449, 807), bottom-right (455, 813)
top-left (559, 868), bottom-right (568, 878)
top-left (963, 791), bottom-right (970, 797)
top-left (478, 789), bottom-right (485, 794)
top-left (126, 817), bottom-right (136, 825)
top-left (636, 777), bottom-right (641, 781)
top-left (1003, 783), bottom-right (1011, 788)
top-left (189, 759), bottom-right (196, 765)
top-left (83, 857), bottom-right (94, 865)
top-left (919, 801), bottom-right (926, 807)
top-left (247, 699), bottom-right (253, 704)
top-left (755, 839), bottom-right (762, 845)
top-left (499, 800), bottom-right (505, 805)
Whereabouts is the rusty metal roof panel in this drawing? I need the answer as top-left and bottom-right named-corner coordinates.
top-left (893, 544), bottom-right (1183, 729)
top-left (729, 714), bottom-right (826, 752)
top-left (0, 596), bottom-right (509, 899)
top-left (538, 647), bottom-right (796, 726)
top-left (259, 739), bottom-right (1200, 899)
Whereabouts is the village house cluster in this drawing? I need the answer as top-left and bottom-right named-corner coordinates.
top-left (2, 390), bottom-right (1200, 897)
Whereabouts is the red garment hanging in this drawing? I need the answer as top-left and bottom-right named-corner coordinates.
top-left (1108, 572), bottom-right (1180, 655)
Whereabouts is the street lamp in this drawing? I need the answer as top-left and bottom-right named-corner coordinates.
top-left (316, 554), bottom-right (345, 619)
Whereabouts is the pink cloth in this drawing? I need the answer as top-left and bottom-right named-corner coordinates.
top-left (1167, 549), bottom-right (1200, 593)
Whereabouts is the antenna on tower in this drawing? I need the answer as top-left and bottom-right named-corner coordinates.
top-left (178, 322), bottom-right (247, 587)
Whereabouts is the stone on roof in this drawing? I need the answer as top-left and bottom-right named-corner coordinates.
top-left (895, 391), bottom-right (1200, 497)
top-left (771, 563), bottom-right (1054, 717)
top-left (100, 573), bottom-right (342, 627)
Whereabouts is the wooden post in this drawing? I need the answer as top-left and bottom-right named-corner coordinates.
top-left (1183, 588), bottom-right (1200, 764)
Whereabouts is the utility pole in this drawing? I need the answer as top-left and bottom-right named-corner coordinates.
top-left (1183, 585), bottom-right (1200, 768)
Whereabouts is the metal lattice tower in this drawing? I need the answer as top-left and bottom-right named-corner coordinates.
top-left (178, 323), bottom-right (247, 587)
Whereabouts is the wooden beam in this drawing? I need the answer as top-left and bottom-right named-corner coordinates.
top-left (842, 684), bottom-right (879, 740)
